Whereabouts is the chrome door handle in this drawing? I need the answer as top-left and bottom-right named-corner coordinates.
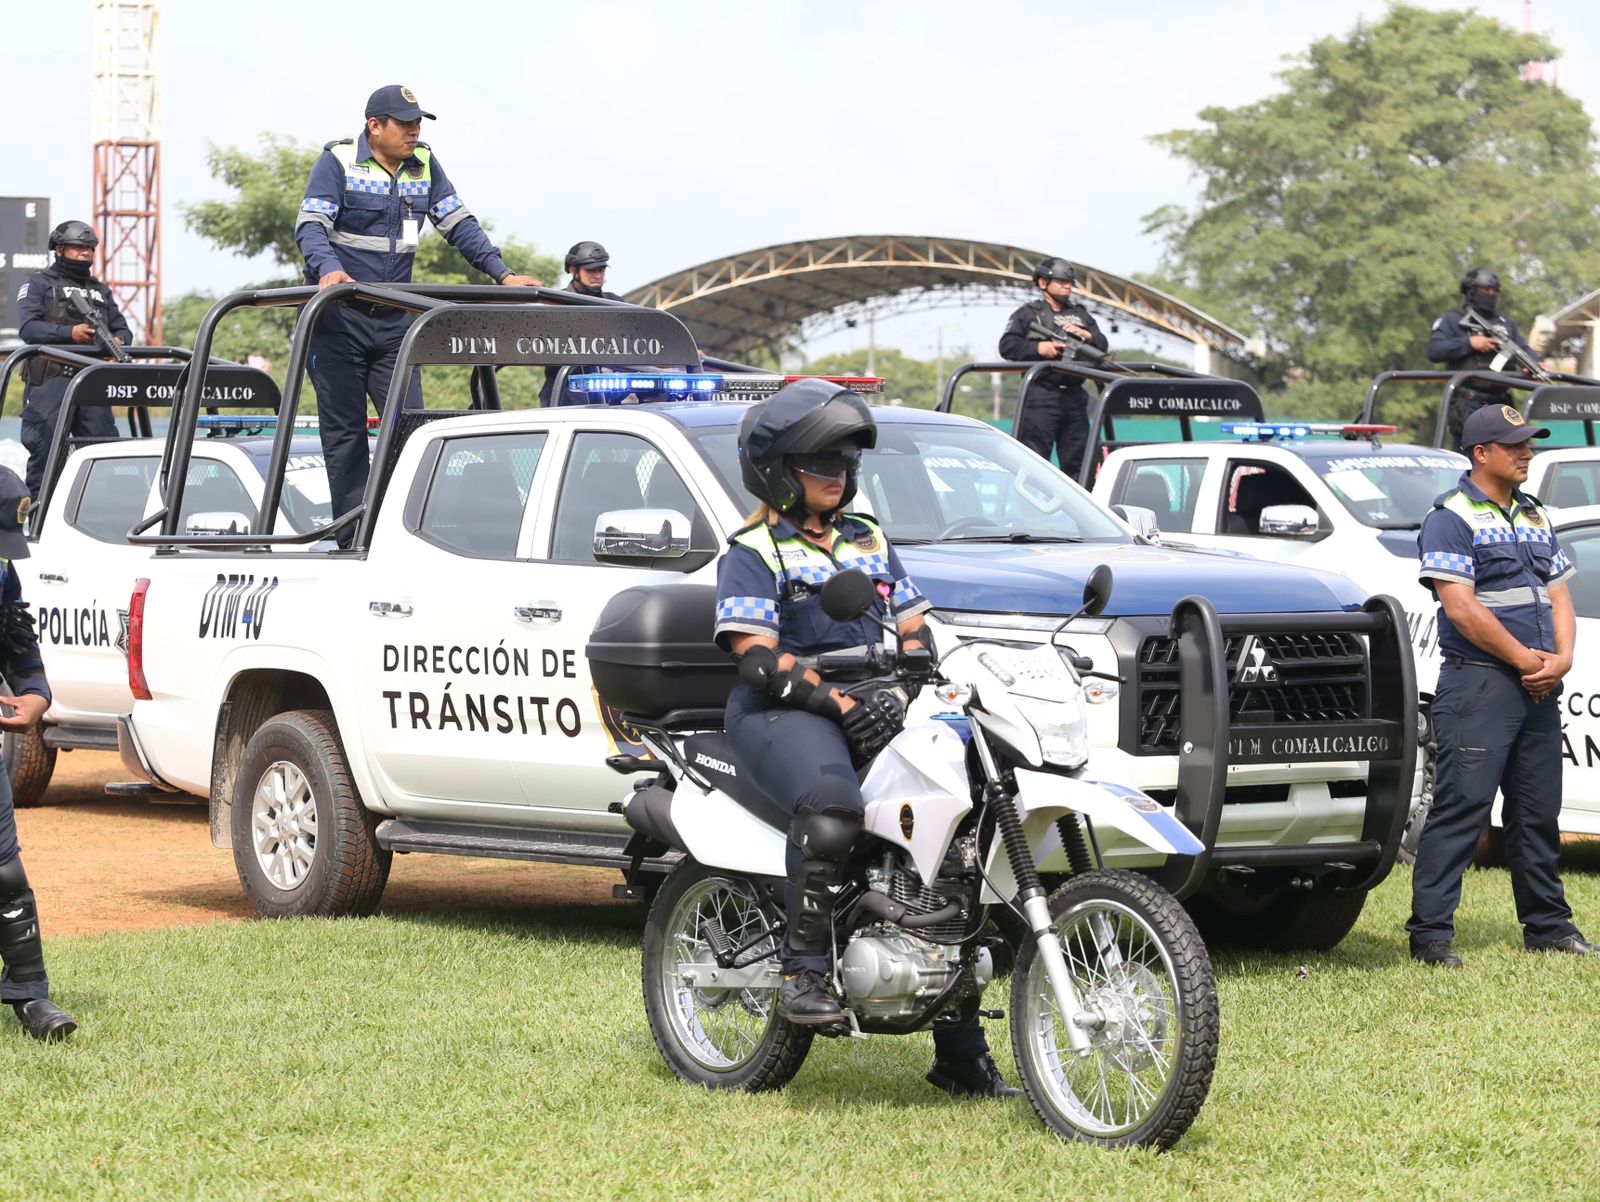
top-left (514, 604), bottom-right (562, 624)
top-left (38, 573), bottom-right (67, 584)
top-left (368, 601), bottom-right (414, 618)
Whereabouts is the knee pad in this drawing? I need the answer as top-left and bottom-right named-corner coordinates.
top-left (0, 856), bottom-right (29, 906)
top-left (791, 806), bottom-right (861, 864)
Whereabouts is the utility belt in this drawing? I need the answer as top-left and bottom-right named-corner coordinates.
top-left (21, 358), bottom-right (77, 386)
top-left (342, 297), bottom-right (413, 320)
top-left (1441, 654), bottom-right (1518, 673)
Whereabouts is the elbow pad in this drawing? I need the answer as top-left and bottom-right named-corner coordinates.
top-left (736, 645), bottom-right (843, 721)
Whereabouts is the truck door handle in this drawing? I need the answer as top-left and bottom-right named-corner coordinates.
top-left (37, 573), bottom-right (67, 584)
top-left (368, 601), bottom-right (414, 618)
top-left (515, 604), bottom-right (562, 624)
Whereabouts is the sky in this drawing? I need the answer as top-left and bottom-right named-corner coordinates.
top-left (4, 0), bottom-right (1597, 364)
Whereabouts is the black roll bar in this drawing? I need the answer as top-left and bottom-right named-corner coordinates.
top-left (1361, 368), bottom-right (1600, 448)
top-left (1152, 593), bottom-right (1417, 900)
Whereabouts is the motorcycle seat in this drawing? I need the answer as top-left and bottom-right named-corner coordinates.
top-left (681, 732), bottom-right (791, 834)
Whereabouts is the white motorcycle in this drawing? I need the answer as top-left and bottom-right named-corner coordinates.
top-left (591, 566), bottom-right (1218, 1149)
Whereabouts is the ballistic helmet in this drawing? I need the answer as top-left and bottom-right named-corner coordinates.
top-left (48, 220), bottom-right (98, 251)
top-left (738, 378), bottom-right (876, 513)
top-left (565, 241), bottom-right (610, 273)
top-left (1460, 267), bottom-right (1500, 293)
top-left (1033, 257), bottom-right (1076, 285)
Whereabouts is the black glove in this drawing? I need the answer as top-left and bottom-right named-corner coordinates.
top-left (841, 687), bottom-right (907, 767)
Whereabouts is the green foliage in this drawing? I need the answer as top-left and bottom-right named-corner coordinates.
top-left (1144, 3), bottom-right (1600, 406)
top-left (168, 135), bottom-right (561, 409)
top-left (800, 346), bottom-right (976, 416)
top-left (4, 858), bottom-right (1600, 1199)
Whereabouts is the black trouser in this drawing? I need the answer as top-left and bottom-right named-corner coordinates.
top-left (1408, 662), bottom-right (1577, 948)
top-left (1017, 386), bottom-right (1090, 479)
top-left (307, 303), bottom-right (423, 541)
top-left (21, 374), bottom-right (118, 500)
top-left (0, 761), bottom-right (49, 1003)
top-left (725, 689), bottom-right (988, 1058)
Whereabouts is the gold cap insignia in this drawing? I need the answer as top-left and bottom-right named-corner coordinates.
top-left (400, 86), bottom-right (418, 103)
top-left (1501, 405), bottom-right (1524, 426)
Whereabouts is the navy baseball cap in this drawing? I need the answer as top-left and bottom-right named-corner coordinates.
top-left (365, 85), bottom-right (435, 122)
top-left (0, 468), bottom-right (32, 561)
top-left (1462, 403), bottom-right (1549, 449)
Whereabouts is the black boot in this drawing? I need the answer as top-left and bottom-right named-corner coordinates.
top-left (777, 970), bottom-right (845, 1026)
top-left (926, 1053), bottom-right (1022, 1099)
top-left (12, 999), bottom-right (75, 1042)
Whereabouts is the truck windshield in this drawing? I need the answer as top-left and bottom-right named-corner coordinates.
top-left (1312, 451), bottom-right (1466, 529)
top-left (685, 420), bottom-right (1129, 543)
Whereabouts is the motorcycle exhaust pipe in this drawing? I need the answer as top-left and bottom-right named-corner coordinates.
top-left (846, 890), bottom-right (963, 930)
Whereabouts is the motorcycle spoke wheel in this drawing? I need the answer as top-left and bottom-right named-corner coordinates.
top-left (1011, 870), bottom-right (1218, 1149)
top-left (642, 862), bottom-right (813, 1092)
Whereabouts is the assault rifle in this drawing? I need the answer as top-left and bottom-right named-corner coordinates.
top-left (1460, 307), bottom-right (1549, 383)
top-left (1024, 320), bottom-right (1129, 375)
top-left (66, 290), bottom-right (131, 364)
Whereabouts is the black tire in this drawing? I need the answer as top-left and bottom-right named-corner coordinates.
top-left (4, 725), bottom-right (56, 807)
top-left (230, 710), bottom-right (390, 918)
top-left (1189, 884), bottom-right (1369, 953)
top-left (642, 860), bottom-right (812, 1091)
top-left (1472, 823), bottom-right (1508, 868)
top-left (1010, 870), bottom-right (1217, 1149)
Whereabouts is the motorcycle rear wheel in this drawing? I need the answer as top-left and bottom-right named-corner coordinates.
top-left (642, 860), bottom-right (813, 1091)
top-left (1010, 869), bottom-right (1218, 1149)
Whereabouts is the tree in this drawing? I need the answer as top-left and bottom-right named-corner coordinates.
top-left (1143, 4), bottom-right (1600, 429)
top-left (169, 136), bottom-right (561, 408)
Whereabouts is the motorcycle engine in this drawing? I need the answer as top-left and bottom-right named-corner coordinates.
top-left (841, 846), bottom-right (991, 1022)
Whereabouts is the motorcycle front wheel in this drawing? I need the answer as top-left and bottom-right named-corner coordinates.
top-left (642, 859), bottom-right (813, 1092)
top-left (1010, 869), bottom-right (1218, 1149)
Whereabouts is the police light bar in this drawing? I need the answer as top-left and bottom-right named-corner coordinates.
top-left (716, 375), bottom-right (886, 400)
top-left (1220, 421), bottom-right (1398, 442)
top-left (195, 415), bottom-right (379, 432)
top-left (566, 372), bottom-right (723, 397)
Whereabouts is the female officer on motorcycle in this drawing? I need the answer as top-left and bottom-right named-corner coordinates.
top-left (713, 378), bottom-right (1018, 1099)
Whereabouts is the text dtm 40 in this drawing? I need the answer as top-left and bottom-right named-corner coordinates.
top-left (117, 284), bottom-right (1415, 953)
top-left (1086, 366), bottom-right (1600, 841)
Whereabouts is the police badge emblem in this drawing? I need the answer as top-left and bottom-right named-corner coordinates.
top-left (400, 86), bottom-right (418, 103)
top-left (853, 531), bottom-right (878, 552)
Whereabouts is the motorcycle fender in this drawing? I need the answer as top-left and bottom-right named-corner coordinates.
top-left (860, 720), bottom-right (973, 883)
top-left (979, 772), bottom-right (1203, 904)
top-left (667, 786), bottom-right (788, 877)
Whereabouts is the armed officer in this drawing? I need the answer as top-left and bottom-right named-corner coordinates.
top-left (999, 257), bottom-right (1108, 477)
top-left (15, 221), bottom-right (129, 500)
top-left (1408, 404), bottom-right (1593, 967)
top-left (295, 85), bottom-right (542, 539)
top-left (713, 378), bottom-right (1019, 1098)
top-left (0, 468), bottom-right (77, 1040)
top-left (539, 241), bottom-right (624, 407)
top-left (1426, 268), bottom-right (1541, 451)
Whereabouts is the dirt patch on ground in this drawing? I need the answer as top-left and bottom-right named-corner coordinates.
top-left (16, 752), bottom-right (627, 937)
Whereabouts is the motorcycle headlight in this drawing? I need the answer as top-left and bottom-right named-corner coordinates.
top-left (1014, 692), bottom-right (1089, 769)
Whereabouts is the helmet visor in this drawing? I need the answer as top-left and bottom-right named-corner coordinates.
top-left (786, 449), bottom-right (860, 480)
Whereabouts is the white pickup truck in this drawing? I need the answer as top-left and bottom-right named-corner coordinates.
top-left (120, 288), bottom-right (1417, 951)
top-left (0, 349), bottom-right (329, 803)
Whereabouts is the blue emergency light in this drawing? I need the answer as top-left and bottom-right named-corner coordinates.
top-left (566, 372), bottom-right (724, 398)
top-left (195, 414), bottom-right (379, 433)
top-left (1221, 421), bottom-right (1397, 443)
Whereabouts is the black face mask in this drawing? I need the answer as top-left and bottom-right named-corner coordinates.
top-left (1466, 288), bottom-right (1499, 317)
top-left (54, 255), bottom-right (92, 283)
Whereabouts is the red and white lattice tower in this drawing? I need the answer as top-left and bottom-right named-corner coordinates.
top-left (91, 0), bottom-right (162, 345)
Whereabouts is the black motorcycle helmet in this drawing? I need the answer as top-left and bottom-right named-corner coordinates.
top-left (1461, 266), bottom-right (1501, 315)
top-left (1032, 257), bottom-right (1076, 285)
top-left (738, 378), bottom-right (876, 514)
top-left (48, 220), bottom-right (98, 251)
top-left (565, 240), bottom-right (610, 273)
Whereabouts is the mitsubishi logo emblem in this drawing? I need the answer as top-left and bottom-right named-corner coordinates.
top-left (1236, 636), bottom-right (1278, 684)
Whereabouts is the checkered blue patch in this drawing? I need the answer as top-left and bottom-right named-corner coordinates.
top-left (716, 596), bottom-right (778, 625)
top-left (300, 198), bottom-right (339, 215)
top-left (430, 193), bottom-right (464, 221)
top-left (1472, 524), bottom-right (1515, 545)
top-left (1516, 523), bottom-right (1554, 545)
top-left (1422, 551), bottom-right (1475, 576)
top-left (1552, 549), bottom-right (1574, 577)
top-left (345, 174), bottom-right (391, 195)
top-left (397, 179), bottom-right (429, 198)
top-left (842, 551), bottom-right (892, 578)
top-left (892, 577), bottom-right (924, 609)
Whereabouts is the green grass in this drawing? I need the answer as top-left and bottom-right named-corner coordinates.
top-left (4, 853), bottom-right (1600, 1202)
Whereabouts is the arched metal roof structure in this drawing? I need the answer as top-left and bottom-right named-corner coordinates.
top-left (624, 234), bottom-right (1249, 368)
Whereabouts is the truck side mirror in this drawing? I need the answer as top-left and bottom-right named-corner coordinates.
top-left (1111, 503), bottom-right (1160, 543)
top-left (593, 508), bottom-right (691, 561)
top-left (1257, 504), bottom-right (1320, 538)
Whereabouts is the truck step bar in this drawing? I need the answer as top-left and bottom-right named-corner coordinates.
top-left (42, 724), bottom-right (120, 752)
top-left (373, 819), bottom-right (682, 871)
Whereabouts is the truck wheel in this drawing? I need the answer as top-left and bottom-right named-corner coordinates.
top-left (1190, 885), bottom-right (1368, 953)
top-left (230, 710), bottom-right (390, 918)
top-left (4, 726), bottom-right (57, 808)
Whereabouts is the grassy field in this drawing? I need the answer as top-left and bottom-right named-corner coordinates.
top-left (3, 854), bottom-right (1600, 1202)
